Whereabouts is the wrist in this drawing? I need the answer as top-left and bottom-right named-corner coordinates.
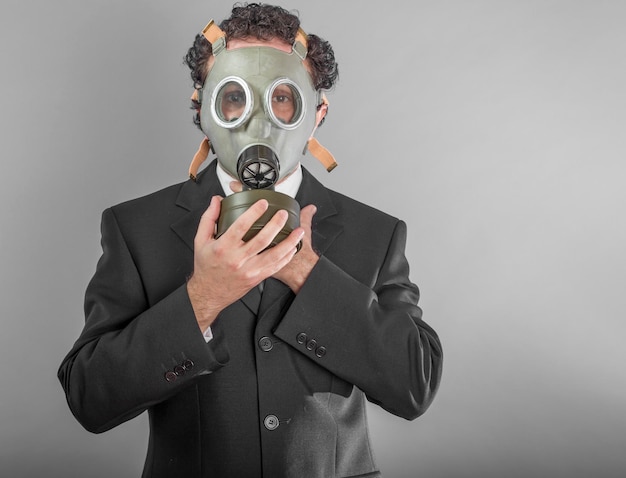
top-left (282, 252), bottom-right (319, 294)
top-left (186, 276), bottom-right (222, 330)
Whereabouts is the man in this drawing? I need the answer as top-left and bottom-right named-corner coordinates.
top-left (58, 4), bottom-right (443, 477)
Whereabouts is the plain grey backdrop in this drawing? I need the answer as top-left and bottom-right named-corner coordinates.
top-left (1, 1), bottom-right (625, 477)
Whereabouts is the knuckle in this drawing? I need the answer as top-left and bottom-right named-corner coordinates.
top-left (212, 242), bottom-right (228, 259)
top-left (224, 257), bottom-right (241, 273)
top-left (242, 269), bottom-right (259, 284)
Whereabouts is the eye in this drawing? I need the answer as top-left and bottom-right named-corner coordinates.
top-left (224, 88), bottom-right (246, 106)
top-left (272, 85), bottom-right (294, 103)
top-left (268, 81), bottom-right (303, 126)
top-left (213, 78), bottom-right (251, 125)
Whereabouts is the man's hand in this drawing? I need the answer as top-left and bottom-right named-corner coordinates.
top-left (229, 179), bottom-right (319, 292)
top-left (273, 204), bottom-right (319, 294)
top-left (187, 195), bottom-right (304, 332)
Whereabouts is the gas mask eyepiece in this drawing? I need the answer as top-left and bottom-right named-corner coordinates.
top-left (211, 76), bottom-right (253, 129)
top-left (265, 78), bottom-right (306, 130)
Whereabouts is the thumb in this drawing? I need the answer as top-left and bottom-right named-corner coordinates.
top-left (229, 180), bottom-right (243, 193)
top-left (299, 204), bottom-right (317, 233)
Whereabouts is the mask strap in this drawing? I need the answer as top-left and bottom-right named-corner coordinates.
top-left (295, 27), bottom-right (308, 48)
top-left (189, 137), bottom-right (211, 182)
top-left (188, 20), bottom-right (225, 182)
top-left (191, 20), bottom-right (226, 102)
top-left (202, 20), bottom-right (226, 54)
top-left (293, 27), bottom-right (308, 60)
top-left (307, 94), bottom-right (337, 172)
top-left (291, 28), bottom-right (308, 61)
top-left (308, 138), bottom-right (337, 172)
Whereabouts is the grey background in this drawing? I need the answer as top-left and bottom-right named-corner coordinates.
top-left (1, 1), bottom-right (625, 477)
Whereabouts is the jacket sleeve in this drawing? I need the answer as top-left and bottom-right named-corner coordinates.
top-left (273, 219), bottom-right (443, 420)
top-left (57, 208), bottom-right (229, 434)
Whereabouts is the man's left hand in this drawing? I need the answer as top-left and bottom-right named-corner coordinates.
top-left (273, 204), bottom-right (318, 293)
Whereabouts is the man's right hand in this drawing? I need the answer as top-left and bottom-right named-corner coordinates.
top-left (186, 195), bottom-right (304, 332)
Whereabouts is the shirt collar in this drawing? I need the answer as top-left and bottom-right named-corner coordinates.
top-left (216, 162), bottom-right (303, 198)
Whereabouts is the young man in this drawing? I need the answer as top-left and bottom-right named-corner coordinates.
top-left (58, 4), bottom-right (443, 477)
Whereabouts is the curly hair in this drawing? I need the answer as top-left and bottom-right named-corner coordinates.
top-left (184, 3), bottom-right (339, 129)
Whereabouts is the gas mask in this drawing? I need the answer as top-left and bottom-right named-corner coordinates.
top-left (188, 20), bottom-right (336, 248)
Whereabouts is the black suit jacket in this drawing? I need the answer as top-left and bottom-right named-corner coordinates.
top-left (58, 161), bottom-right (443, 478)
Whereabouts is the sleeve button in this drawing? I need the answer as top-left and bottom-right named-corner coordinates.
top-left (315, 346), bottom-right (327, 358)
top-left (165, 371), bottom-right (177, 382)
top-left (183, 359), bottom-right (194, 370)
top-left (296, 332), bottom-right (307, 344)
top-left (306, 339), bottom-right (317, 351)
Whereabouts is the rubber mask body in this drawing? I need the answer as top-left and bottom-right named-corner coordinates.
top-left (200, 46), bottom-right (318, 184)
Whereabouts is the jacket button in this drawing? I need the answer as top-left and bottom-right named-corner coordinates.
top-left (174, 365), bottom-right (186, 376)
top-left (264, 414), bottom-right (279, 431)
top-left (306, 339), bottom-right (317, 351)
top-left (315, 346), bottom-right (327, 358)
top-left (296, 332), bottom-right (307, 344)
top-left (183, 359), bottom-right (194, 370)
top-left (258, 336), bottom-right (273, 352)
top-left (164, 371), bottom-right (177, 382)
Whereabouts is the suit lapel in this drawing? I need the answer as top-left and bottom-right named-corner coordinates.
top-left (170, 160), bottom-right (224, 252)
top-left (296, 167), bottom-right (343, 256)
top-left (258, 278), bottom-right (292, 321)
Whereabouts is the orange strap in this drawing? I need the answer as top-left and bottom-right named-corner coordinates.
top-left (189, 137), bottom-right (211, 181)
top-left (202, 20), bottom-right (226, 44)
top-left (295, 27), bottom-right (308, 48)
top-left (308, 137), bottom-right (337, 172)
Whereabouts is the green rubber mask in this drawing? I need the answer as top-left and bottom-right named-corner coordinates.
top-left (199, 45), bottom-right (319, 189)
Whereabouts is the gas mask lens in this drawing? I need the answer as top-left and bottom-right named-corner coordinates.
top-left (266, 78), bottom-right (305, 129)
top-left (210, 76), bottom-right (306, 131)
top-left (212, 76), bottom-right (253, 128)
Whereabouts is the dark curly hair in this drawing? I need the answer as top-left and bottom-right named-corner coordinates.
top-left (184, 3), bottom-right (339, 129)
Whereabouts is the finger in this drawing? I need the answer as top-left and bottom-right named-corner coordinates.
top-left (244, 209), bottom-right (290, 254)
top-left (267, 244), bottom-right (299, 274)
top-left (246, 244), bottom-right (299, 283)
top-left (195, 196), bottom-right (222, 243)
top-left (253, 227), bottom-right (304, 273)
top-left (284, 226), bottom-right (306, 250)
top-left (299, 204), bottom-right (317, 234)
top-left (265, 225), bottom-right (305, 259)
top-left (222, 199), bottom-right (269, 241)
top-left (229, 180), bottom-right (243, 193)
